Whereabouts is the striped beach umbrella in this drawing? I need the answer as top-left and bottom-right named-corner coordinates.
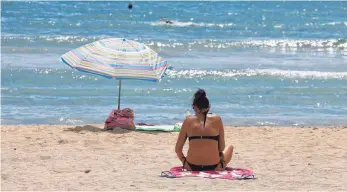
top-left (61, 38), bottom-right (169, 109)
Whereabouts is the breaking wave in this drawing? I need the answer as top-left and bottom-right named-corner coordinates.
top-left (166, 69), bottom-right (347, 80)
top-left (2, 36), bottom-right (347, 50)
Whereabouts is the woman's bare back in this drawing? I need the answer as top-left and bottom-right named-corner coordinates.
top-left (185, 114), bottom-right (222, 165)
top-left (175, 89), bottom-right (233, 171)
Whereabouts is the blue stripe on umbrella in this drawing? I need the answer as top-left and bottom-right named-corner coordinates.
top-left (109, 60), bottom-right (167, 70)
top-left (62, 57), bottom-right (113, 79)
top-left (76, 68), bottom-right (113, 79)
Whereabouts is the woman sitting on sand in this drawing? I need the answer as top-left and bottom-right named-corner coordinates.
top-left (175, 89), bottom-right (234, 171)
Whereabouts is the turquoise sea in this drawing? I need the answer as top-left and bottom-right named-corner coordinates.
top-left (1, 1), bottom-right (347, 125)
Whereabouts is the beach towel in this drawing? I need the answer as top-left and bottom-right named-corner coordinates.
top-left (161, 166), bottom-right (255, 180)
top-left (135, 123), bottom-right (182, 132)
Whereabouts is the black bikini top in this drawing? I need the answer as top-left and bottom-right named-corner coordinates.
top-left (188, 135), bottom-right (219, 141)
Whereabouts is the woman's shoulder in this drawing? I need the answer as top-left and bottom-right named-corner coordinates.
top-left (184, 113), bottom-right (222, 122)
top-left (185, 115), bottom-right (197, 121)
top-left (207, 113), bottom-right (221, 119)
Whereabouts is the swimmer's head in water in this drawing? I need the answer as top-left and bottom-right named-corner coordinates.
top-left (159, 18), bottom-right (173, 24)
top-left (128, 3), bottom-right (133, 9)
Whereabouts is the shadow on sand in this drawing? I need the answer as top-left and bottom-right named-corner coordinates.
top-left (64, 125), bottom-right (167, 135)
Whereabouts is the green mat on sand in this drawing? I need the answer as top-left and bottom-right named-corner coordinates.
top-left (135, 123), bottom-right (182, 132)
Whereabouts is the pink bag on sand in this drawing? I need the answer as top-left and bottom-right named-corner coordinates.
top-left (104, 108), bottom-right (135, 130)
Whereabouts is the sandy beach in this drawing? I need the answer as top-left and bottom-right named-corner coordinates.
top-left (1, 124), bottom-right (346, 191)
top-left (2, 1), bottom-right (347, 191)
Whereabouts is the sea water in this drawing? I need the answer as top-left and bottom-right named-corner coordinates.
top-left (1, 1), bottom-right (347, 125)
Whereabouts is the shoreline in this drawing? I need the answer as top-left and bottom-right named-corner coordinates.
top-left (1, 125), bottom-right (347, 191)
top-left (1, 124), bottom-right (347, 128)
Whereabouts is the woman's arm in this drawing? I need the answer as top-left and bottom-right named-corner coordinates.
top-left (217, 116), bottom-right (225, 152)
top-left (175, 118), bottom-right (189, 163)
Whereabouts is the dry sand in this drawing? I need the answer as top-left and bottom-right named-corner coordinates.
top-left (1, 124), bottom-right (347, 191)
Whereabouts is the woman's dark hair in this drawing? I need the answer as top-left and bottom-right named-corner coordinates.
top-left (193, 89), bottom-right (209, 127)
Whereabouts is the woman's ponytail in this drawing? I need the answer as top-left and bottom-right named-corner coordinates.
top-left (203, 111), bottom-right (208, 127)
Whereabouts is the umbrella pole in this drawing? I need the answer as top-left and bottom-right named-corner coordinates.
top-left (118, 80), bottom-right (122, 110)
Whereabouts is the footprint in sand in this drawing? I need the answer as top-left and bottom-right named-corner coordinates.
top-left (57, 140), bottom-right (69, 144)
top-left (2, 174), bottom-right (8, 180)
top-left (83, 140), bottom-right (100, 147)
top-left (40, 155), bottom-right (51, 160)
